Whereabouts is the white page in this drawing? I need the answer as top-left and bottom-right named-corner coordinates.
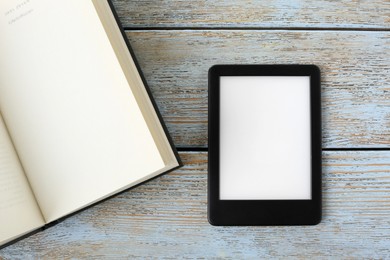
top-left (220, 76), bottom-right (311, 200)
top-left (0, 115), bottom-right (44, 246)
top-left (0, 0), bottom-right (165, 222)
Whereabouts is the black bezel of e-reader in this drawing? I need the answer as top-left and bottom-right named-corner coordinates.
top-left (208, 64), bottom-right (322, 226)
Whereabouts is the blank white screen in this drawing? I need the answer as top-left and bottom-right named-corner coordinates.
top-left (220, 76), bottom-right (311, 200)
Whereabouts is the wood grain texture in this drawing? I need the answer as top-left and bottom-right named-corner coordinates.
top-left (126, 30), bottom-right (390, 148)
top-left (0, 151), bottom-right (389, 259)
top-left (111, 0), bottom-right (390, 29)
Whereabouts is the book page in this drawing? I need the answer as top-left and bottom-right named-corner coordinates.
top-left (92, 0), bottom-right (179, 169)
top-left (0, 114), bottom-right (44, 246)
top-left (0, 0), bottom-right (165, 222)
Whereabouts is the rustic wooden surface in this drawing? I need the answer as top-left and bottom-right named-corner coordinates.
top-left (1, 152), bottom-right (389, 258)
top-left (111, 0), bottom-right (390, 29)
top-left (1, 0), bottom-right (390, 258)
top-left (125, 30), bottom-right (390, 148)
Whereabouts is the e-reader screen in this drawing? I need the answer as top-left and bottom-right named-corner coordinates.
top-left (219, 76), bottom-right (311, 200)
top-left (208, 65), bottom-right (322, 226)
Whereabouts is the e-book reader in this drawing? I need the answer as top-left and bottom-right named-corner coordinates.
top-left (208, 65), bottom-right (321, 225)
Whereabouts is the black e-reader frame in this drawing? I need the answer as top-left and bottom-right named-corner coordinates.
top-left (208, 65), bottom-right (322, 226)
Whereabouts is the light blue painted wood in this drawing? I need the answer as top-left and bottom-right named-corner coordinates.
top-left (124, 30), bottom-right (390, 148)
top-left (112, 0), bottom-right (390, 29)
top-left (1, 152), bottom-right (389, 259)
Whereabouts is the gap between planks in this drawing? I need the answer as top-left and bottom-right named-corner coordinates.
top-left (177, 148), bottom-right (390, 152)
top-left (123, 27), bottom-right (390, 32)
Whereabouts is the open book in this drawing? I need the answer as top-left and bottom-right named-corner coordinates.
top-left (0, 0), bottom-right (181, 248)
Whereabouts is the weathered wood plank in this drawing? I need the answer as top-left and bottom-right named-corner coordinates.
top-left (126, 30), bottom-right (390, 148)
top-left (1, 151), bottom-right (389, 258)
top-left (111, 0), bottom-right (390, 29)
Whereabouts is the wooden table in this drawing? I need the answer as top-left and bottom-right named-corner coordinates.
top-left (1, 0), bottom-right (389, 258)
